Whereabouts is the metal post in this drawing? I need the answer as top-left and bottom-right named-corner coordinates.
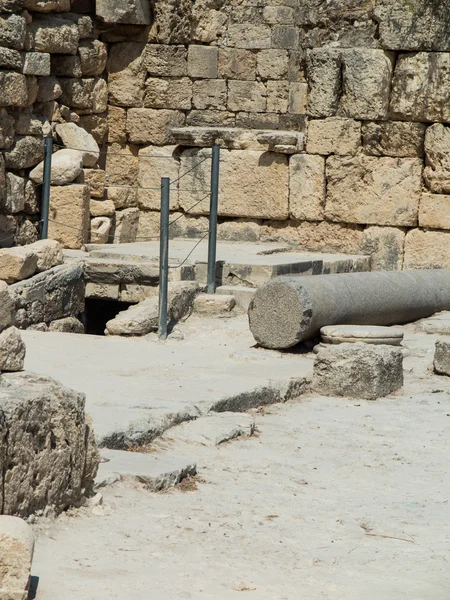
top-left (207, 144), bottom-right (220, 294)
top-left (158, 177), bottom-right (170, 340)
top-left (40, 135), bottom-right (53, 240)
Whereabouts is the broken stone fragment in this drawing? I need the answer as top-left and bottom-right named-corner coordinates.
top-left (48, 316), bottom-right (84, 333)
top-left (0, 245), bottom-right (38, 284)
top-left (90, 216), bottom-right (111, 244)
top-left (0, 280), bottom-right (14, 332)
top-left (0, 326), bottom-right (25, 371)
top-left (31, 239), bottom-right (64, 272)
top-left (193, 293), bottom-right (236, 314)
top-left (96, 0), bottom-right (151, 24)
top-left (55, 122), bottom-right (100, 167)
top-left (0, 516), bottom-right (34, 600)
top-left (30, 149), bottom-right (84, 185)
top-left (433, 339), bottom-right (450, 376)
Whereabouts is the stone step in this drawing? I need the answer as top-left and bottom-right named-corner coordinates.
top-left (216, 285), bottom-right (256, 311)
top-left (95, 449), bottom-right (197, 492)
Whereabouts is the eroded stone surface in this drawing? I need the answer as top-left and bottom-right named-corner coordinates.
top-left (0, 516), bottom-right (34, 600)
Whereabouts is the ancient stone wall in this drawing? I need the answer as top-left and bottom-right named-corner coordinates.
top-left (1, 0), bottom-right (450, 270)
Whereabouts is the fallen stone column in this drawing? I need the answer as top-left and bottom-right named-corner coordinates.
top-left (248, 270), bottom-right (450, 349)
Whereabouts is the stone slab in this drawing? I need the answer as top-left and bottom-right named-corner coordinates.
top-left (163, 412), bottom-right (255, 446)
top-left (95, 449), bottom-right (196, 491)
top-left (415, 312), bottom-right (450, 335)
top-left (321, 325), bottom-right (404, 346)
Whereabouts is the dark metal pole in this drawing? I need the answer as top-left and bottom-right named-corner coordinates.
top-left (158, 177), bottom-right (170, 340)
top-left (40, 135), bottom-right (53, 240)
top-left (207, 144), bottom-right (220, 294)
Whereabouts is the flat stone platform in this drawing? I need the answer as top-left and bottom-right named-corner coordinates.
top-left (22, 314), bottom-right (313, 448)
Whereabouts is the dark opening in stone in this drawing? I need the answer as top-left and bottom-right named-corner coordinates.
top-left (84, 298), bottom-right (133, 336)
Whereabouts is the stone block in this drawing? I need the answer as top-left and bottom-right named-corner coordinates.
top-left (0, 516), bottom-right (34, 600)
top-left (138, 145), bottom-right (179, 211)
top-left (218, 48), bottom-right (256, 80)
top-left (0, 246), bottom-right (38, 284)
top-left (55, 122), bottom-right (99, 167)
top-left (79, 168), bottom-right (106, 198)
top-left (374, 0), bottom-right (450, 52)
top-left (0, 280), bottom-right (14, 332)
top-left (360, 226), bottom-right (405, 271)
top-left (105, 142), bottom-right (138, 187)
top-left (113, 207), bottom-right (139, 243)
top-left (423, 123), bottom-right (450, 194)
top-left (107, 42), bottom-right (146, 108)
top-left (390, 53), bottom-right (450, 123)
top-left (0, 46), bottom-right (22, 70)
top-left (90, 199), bottom-right (115, 217)
top-left (96, 0), bottom-right (150, 24)
top-left (192, 79), bottom-right (227, 110)
top-left (36, 75), bottom-right (62, 103)
top-left (325, 156), bottom-right (422, 226)
top-left (289, 154), bottom-right (325, 221)
top-left (9, 263), bottom-right (85, 328)
top-left (107, 106), bottom-right (127, 143)
top-left (78, 114), bottom-right (108, 145)
top-left (188, 45), bottom-right (218, 78)
top-left (228, 23), bottom-right (271, 49)
top-left (267, 81), bottom-right (288, 113)
top-left (90, 217), bottom-right (111, 244)
top-left (257, 49), bottom-right (288, 80)
top-left (59, 78), bottom-right (107, 114)
top-left (119, 284), bottom-right (156, 304)
top-left (48, 316), bottom-right (84, 333)
top-left (145, 45), bottom-right (187, 77)
top-left (404, 229), bottom-right (450, 270)
top-left (271, 25), bottom-right (299, 49)
top-left (0, 13), bottom-right (26, 50)
top-left (0, 72), bottom-right (28, 107)
top-left (49, 184), bottom-right (90, 249)
top-left (144, 77), bottom-right (192, 110)
top-left (288, 82), bottom-right (308, 114)
top-left (0, 108), bottom-right (15, 148)
top-left (31, 239), bottom-right (64, 273)
top-left (419, 194), bottom-right (450, 230)
top-left (0, 371), bottom-right (98, 516)
top-left (228, 81), bottom-right (266, 112)
top-left (22, 52), bottom-right (50, 76)
top-left (79, 39), bottom-right (107, 76)
top-left (179, 148), bottom-right (289, 220)
top-left (192, 4), bottom-right (226, 44)
top-left (313, 343), bottom-right (403, 400)
top-left (126, 109), bottom-right (185, 145)
top-left (194, 294), bottom-right (236, 314)
top-left (188, 109), bottom-right (235, 128)
top-left (27, 15), bottom-right (79, 54)
top-left (263, 5), bottom-right (294, 25)
top-left (0, 327), bottom-right (25, 371)
top-left (4, 173), bottom-right (25, 214)
top-left (85, 282), bottom-right (119, 300)
top-left (30, 149), bottom-right (83, 186)
top-left (434, 340), bottom-right (450, 376)
top-left (306, 47), bottom-right (341, 117)
top-left (307, 118), bottom-right (361, 155)
top-left (362, 121), bottom-right (426, 158)
top-left (4, 135), bottom-right (44, 169)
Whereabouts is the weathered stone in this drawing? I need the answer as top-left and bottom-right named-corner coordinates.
top-left (107, 42), bottom-right (146, 108)
top-left (179, 149), bottom-right (289, 219)
top-left (306, 47), bottom-right (341, 117)
top-left (0, 246), bottom-right (37, 284)
top-left (194, 294), bottom-right (235, 314)
top-left (48, 316), bottom-right (84, 333)
top-left (14, 110), bottom-right (42, 137)
top-left (266, 81), bottom-right (289, 113)
top-left (51, 54), bottom-right (82, 78)
top-left (138, 145), bottom-right (179, 211)
top-left (0, 516), bottom-right (34, 600)
top-left (145, 44), bottom-right (187, 77)
top-left (0, 72), bottom-right (28, 107)
top-left (113, 207), bottom-right (139, 243)
top-left (49, 184), bottom-right (90, 249)
top-left (0, 46), bottom-right (21, 70)
top-left (106, 282), bottom-right (199, 336)
top-left (4, 173), bottom-right (25, 214)
top-left (288, 82), bottom-right (308, 114)
top-left (30, 149), bottom-right (83, 186)
top-left (79, 168), bottom-right (106, 199)
top-left (320, 325), bottom-right (404, 347)
top-left (228, 81), bottom-right (267, 112)
top-left (36, 76), bottom-right (62, 103)
top-left (228, 23), bottom-right (271, 49)
top-left (0, 108), bottom-right (15, 148)
top-left (90, 217), bottom-right (111, 244)
top-left (59, 78), bottom-right (107, 114)
top-left (419, 194), bottom-right (450, 230)
top-left (325, 156), bottom-right (422, 226)
top-left (360, 227), bottom-right (405, 271)
top-left (22, 51), bottom-right (50, 76)
top-left (14, 218), bottom-right (39, 247)
top-left (0, 371), bottom-right (98, 516)
top-left (404, 229), bottom-right (450, 270)
top-left (192, 79), bottom-right (227, 110)
top-left (257, 49), bottom-right (288, 80)
top-left (145, 78), bottom-right (192, 110)
top-left (85, 282), bottom-right (119, 300)
top-left (79, 39), bottom-right (107, 77)
top-left (434, 339), bottom-right (450, 376)
top-left (423, 124), bottom-right (450, 194)
top-left (4, 136), bottom-right (43, 169)
top-left (374, 0), bottom-right (450, 52)
top-left (77, 114), bottom-right (108, 145)
top-left (84, 258), bottom-right (159, 286)
top-left (289, 154), bottom-right (325, 221)
top-left (30, 239), bottom-right (64, 273)
top-left (107, 106), bottom-right (127, 143)
top-left (96, 0), bottom-right (151, 24)
top-left (307, 118), bottom-right (361, 155)
top-left (28, 15), bottom-right (79, 54)
top-left (218, 48), bottom-right (256, 81)
top-left (119, 284), bottom-right (156, 303)
top-left (148, 0), bottom-right (191, 44)
top-left (0, 281), bottom-right (13, 332)
top-left (188, 45), bottom-right (218, 79)
top-left (24, 0), bottom-right (70, 9)
top-left (0, 13), bottom-right (26, 50)
top-left (165, 412), bottom-right (254, 447)
top-left (390, 53), bottom-right (450, 123)
top-left (105, 142), bottom-right (138, 187)
top-left (313, 343), bottom-right (403, 400)
top-left (362, 121), bottom-right (425, 158)
top-left (127, 109), bottom-right (185, 145)
top-left (55, 122), bottom-right (100, 167)
top-left (0, 327), bottom-right (25, 371)
top-left (90, 199), bottom-right (115, 217)
top-left (188, 110), bottom-right (236, 128)
top-left (9, 263), bottom-right (83, 328)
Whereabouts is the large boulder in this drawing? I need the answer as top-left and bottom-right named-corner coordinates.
top-left (0, 371), bottom-right (99, 517)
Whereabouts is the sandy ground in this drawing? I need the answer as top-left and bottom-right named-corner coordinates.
top-left (31, 326), bottom-right (450, 600)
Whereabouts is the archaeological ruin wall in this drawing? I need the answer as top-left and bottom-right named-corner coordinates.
top-left (0, 0), bottom-right (450, 270)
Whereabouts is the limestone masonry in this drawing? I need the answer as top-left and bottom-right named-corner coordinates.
top-left (0, 0), bottom-right (449, 267)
